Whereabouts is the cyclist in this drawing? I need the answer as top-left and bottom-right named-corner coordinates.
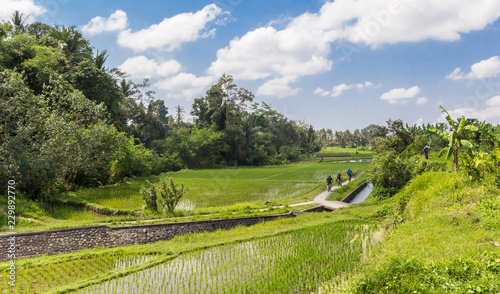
top-left (347, 168), bottom-right (352, 182)
top-left (326, 175), bottom-right (333, 192)
top-left (336, 172), bottom-right (342, 187)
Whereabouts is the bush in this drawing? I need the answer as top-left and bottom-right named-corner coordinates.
top-left (368, 151), bottom-right (415, 199)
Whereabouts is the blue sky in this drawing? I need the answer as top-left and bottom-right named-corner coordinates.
top-left (3, 0), bottom-right (500, 131)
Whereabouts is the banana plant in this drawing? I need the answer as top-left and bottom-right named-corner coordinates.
top-left (427, 106), bottom-right (478, 171)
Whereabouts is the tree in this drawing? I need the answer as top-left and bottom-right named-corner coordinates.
top-left (175, 105), bottom-right (185, 128)
top-left (191, 74), bottom-right (254, 165)
top-left (93, 49), bottom-right (108, 70)
top-left (47, 25), bottom-right (91, 65)
top-left (428, 106), bottom-right (478, 171)
top-left (10, 11), bottom-right (29, 34)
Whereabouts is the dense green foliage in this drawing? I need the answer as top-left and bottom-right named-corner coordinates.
top-left (0, 15), bottom-right (324, 199)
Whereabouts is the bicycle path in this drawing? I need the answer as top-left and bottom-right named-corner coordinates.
top-left (288, 173), bottom-right (363, 210)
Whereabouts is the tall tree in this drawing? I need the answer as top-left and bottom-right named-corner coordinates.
top-left (175, 105), bottom-right (185, 129)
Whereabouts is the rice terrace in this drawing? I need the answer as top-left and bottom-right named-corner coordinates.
top-left (2, 1), bottom-right (500, 293)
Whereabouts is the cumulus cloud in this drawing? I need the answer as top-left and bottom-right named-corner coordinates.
top-left (209, 0), bottom-right (500, 84)
top-left (118, 56), bottom-right (181, 79)
top-left (380, 86), bottom-right (420, 104)
top-left (0, 0), bottom-right (46, 22)
top-left (331, 83), bottom-right (354, 97)
top-left (485, 95), bottom-right (500, 107)
top-left (313, 87), bottom-right (330, 96)
top-left (416, 97), bottom-right (428, 105)
top-left (81, 10), bottom-right (128, 36)
top-left (437, 107), bottom-right (500, 123)
top-left (257, 75), bottom-right (300, 98)
top-left (446, 56), bottom-right (500, 80)
top-left (156, 73), bottom-right (214, 100)
top-left (313, 81), bottom-right (374, 97)
top-left (118, 4), bottom-right (222, 52)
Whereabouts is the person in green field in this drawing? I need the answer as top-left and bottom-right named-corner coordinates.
top-left (336, 172), bottom-right (342, 187)
top-left (347, 168), bottom-right (352, 181)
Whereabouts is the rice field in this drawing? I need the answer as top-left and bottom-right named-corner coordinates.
top-left (65, 162), bottom-right (370, 210)
top-left (0, 252), bottom-right (157, 294)
top-left (75, 221), bottom-right (376, 294)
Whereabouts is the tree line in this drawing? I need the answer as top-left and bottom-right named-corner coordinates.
top-left (0, 13), bottom-right (323, 198)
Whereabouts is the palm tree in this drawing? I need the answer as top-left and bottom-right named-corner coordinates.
top-left (10, 11), bottom-right (29, 34)
top-left (49, 25), bottom-right (91, 65)
top-left (93, 50), bottom-right (109, 70)
top-left (428, 106), bottom-right (478, 171)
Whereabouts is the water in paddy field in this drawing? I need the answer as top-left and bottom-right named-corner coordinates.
top-left (76, 223), bottom-right (373, 294)
top-left (328, 159), bottom-right (372, 163)
top-left (349, 183), bottom-right (373, 204)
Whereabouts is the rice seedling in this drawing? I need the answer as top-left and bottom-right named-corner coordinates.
top-left (0, 252), bottom-right (156, 294)
top-left (76, 221), bottom-right (376, 293)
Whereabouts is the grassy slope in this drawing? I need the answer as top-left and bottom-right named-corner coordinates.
top-left (345, 172), bottom-right (500, 293)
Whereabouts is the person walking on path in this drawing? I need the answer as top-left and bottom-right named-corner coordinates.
top-left (423, 145), bottom-right (430, 159)
top-left (347, 168), bottom-right (352, 182)
top-left (326, 175), bottom-right (333, 192)
top-left (336, 172), bottom-right (342, 187)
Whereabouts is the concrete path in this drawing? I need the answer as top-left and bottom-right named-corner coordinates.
top-left (288, 173), bottom-right (363, 209)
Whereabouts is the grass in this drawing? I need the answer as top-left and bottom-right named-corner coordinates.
top-left (346, 171), bottom-right (500, 293)
top-left (0, 161), bottom-right (369, 233)
top-left (316, 147), bottom-right (374, 158)
top-left (0, 208), bottom-right (379, 294)
top-left (61, 161), bottom-right (370, 210)
top-left (75, 221), bottom-right (375, 293)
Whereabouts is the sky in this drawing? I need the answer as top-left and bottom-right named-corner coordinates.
top-left (2, 0), bottom-right (500, 131)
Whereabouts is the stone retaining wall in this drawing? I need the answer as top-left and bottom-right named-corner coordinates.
top-left (0, 213), bottom-right (293, 261)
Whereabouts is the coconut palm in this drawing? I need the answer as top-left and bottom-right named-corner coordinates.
top-left (48, 25), bottom-right (91, 65)
top-left (427, 106), bottom-right (478, 171)
top-left (93, 49), bottom-right (109, 70)
top-left (10, 10), bottom-right (29, 34)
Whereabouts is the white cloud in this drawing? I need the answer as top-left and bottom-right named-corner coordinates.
top-left (118, 4), bottom-right (222, 52)
top-left (342, 0), bottom-right (500, 47)
top-left (331, 83), bottom-right (354, 97)
top-left (81, 10), bottom-right (128, 36)
top-left (257, 75), bottom-right (300, 98)
top-left (416, 97), bottom-right (428, 105)
top-left (209, 0), bottom-right (500, 84)
top-left (314, 81), bottom-right (374, 97)
top-left (485, 95), bottom-right (500, 107)
top-left (415, 118), bottom-right (423, 126)
top-left (437, 107), bottom-right (500, 123)
top-left (118, 56), bottom-right (181, 79)
top-left (313, 87), bottom-right (330, 96)
top-left (156, 73), bottom-right (214, 100)
top-left (356, 81), bottom-right (373, 89)
top-left (446, 56), bottom-right (500, 80)
top-left (380, 86), bottom-right (420, 104)
top-left (0, 0), bottom-right (45, 22)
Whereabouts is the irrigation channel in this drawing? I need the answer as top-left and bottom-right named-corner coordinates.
top-left (349, 183), bottom-right (373, 204)
top-left (75, 221), bottom-right (377, 294)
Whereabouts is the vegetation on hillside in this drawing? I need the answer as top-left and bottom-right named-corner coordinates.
top-left (0, 13), bottom-right (326, 199)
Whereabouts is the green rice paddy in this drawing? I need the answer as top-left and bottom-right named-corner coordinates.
top-left (64, 162), bottom-right (369, 211)
top-left (75, 221), bottom-right (375, 294)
